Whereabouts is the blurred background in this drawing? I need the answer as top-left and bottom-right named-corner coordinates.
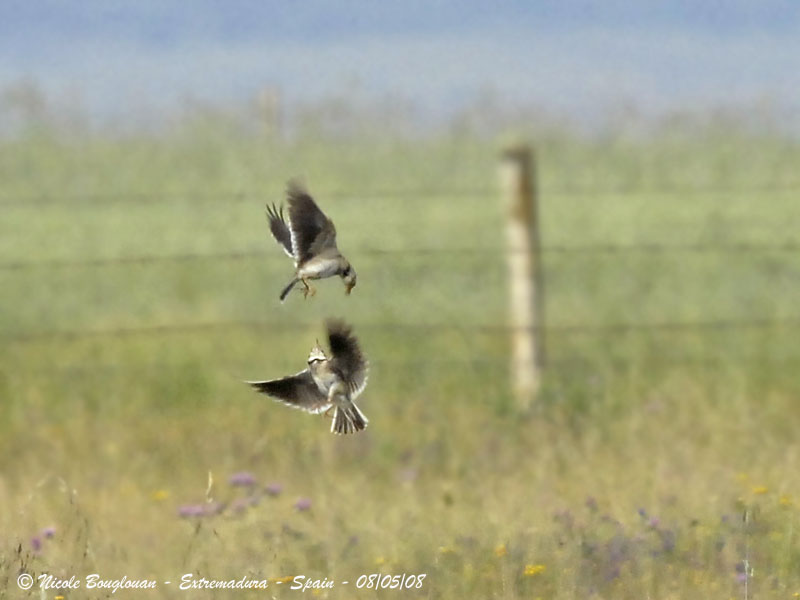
top-left (2, 2), bottom-right (800, 598)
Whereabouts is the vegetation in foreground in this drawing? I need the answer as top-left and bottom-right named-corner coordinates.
top-left (1, 118), bottom-right (799, 598)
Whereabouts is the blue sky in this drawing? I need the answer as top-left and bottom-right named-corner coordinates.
top-left (2, 1), bottom-right (799, 125)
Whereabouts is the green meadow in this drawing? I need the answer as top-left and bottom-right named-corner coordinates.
top-left (1, 118), bottom-right (800, 598)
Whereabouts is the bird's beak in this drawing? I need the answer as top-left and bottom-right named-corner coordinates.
top-left (345, 281), bottom-right (355, 295)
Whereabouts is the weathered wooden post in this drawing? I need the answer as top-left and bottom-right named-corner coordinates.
top-left (500, 145), bottom-right (544, 410)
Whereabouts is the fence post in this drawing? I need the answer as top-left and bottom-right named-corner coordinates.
top-left (499, 145), bottom-right (544, 410)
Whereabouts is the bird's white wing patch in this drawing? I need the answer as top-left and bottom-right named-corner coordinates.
top-left (266, 204), bottom-right (296, 260)
top-left (350, 362), bottom-right (369, 400)
top-left (287, 214), bottom-right (300, 267)
top-left (279, 244), bottom-right (294, 259)
top-left (282, 400), bottom-right (332, 414)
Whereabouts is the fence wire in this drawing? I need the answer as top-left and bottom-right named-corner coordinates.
top-left (3, 317), bottom-right (799, 346)
top-left (1, 242), bottom-right (799, 272)
top-left (3, 185), bottom-right (798, 366)
top-left (2, 181), bottom-right (800, 207)
top-left (32, 353), bottom-right (800, 382)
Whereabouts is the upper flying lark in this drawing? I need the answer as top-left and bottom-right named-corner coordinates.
top-left (266, 180), bottom-right (356, 302)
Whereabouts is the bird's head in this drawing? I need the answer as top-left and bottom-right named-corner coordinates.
top-left (307, 340), bottom-right (327, 365)
top-left (341, 263), bottom-right (357, 295)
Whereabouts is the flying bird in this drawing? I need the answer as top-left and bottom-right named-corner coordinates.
top-left (266, 180), bottom-right (356, 302)
top-left (247, 319), bottom-right (369, 434)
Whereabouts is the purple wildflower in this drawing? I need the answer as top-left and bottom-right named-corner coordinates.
top-left (42, 527), bottom-right (56, 539)
top-left (294, 497), bottom-right (312, 512)
top-left (229, 472), bottom-right (257, 487)
top-left (178, 504), bottom-right (206, 518)
top-left (264, 482), bottom-right (283, 497)
top-left (585, 496), bottom-right (598, 512)
top-left (736, 572), bottom-right (747, 584)
top-left (637, 508), bottom-right (647, 519)
top-left (649, 517), bottom-right (660, 529)
top-left (31, 537), bottom-right (42, 552)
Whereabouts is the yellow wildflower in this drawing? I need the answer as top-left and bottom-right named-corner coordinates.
top-left (438, 546), bottom-right (456, 555)
top-left (752, 486), bottom-right (769, 495)
top-left (151, 489), bottom-right (170, 501)
top-left (375, 556), bottom-right (387, 565)
top-left (494, 544), bottom-right (507, 557)
top-left (268, 576), bottom-right (294, 585)
top-left (524, 564), bottom-right (546, 576)
top-left (780, 494), bottom-right (792, 507)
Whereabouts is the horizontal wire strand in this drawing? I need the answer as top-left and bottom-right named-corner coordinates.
top-left (1, 242), bottom-right (799, 271)
top-left (3, 317), bottom-right (799, 345)
top-left (2, 182), bottom-right (800, 206)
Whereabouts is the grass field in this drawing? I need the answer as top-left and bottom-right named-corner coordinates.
top-left (2, 119), bottom-right (800, 598)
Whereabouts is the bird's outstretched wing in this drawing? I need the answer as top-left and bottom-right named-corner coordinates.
top-left (265, 203), bottom-right (294, 258)
top-left (326, 319), bottom-right (369, 398)
top-left (286, 180), bottom-right (338, 265)
top-left (247, 370), bottom-right (331, 413)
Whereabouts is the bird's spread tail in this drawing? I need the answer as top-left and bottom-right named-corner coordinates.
top-left (279, 278), bottom-right (299, 302)
top-left (331, 402), bottom-right (368, 434)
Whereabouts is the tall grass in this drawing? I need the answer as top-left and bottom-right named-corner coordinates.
top-left (1, 120), bottom-right (799, 598)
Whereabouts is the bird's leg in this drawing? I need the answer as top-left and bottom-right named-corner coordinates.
top-left (301, 278), bottom-right (317, 298)
top-left (323, 387), bottom-right (343, 421)
top-left (322, 406), bottom-right (335, 420)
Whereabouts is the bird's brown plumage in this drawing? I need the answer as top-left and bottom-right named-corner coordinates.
top-left (264, 180), bottom-right (354, 301)
top-left (285, 181), bottom-right (338, 266)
